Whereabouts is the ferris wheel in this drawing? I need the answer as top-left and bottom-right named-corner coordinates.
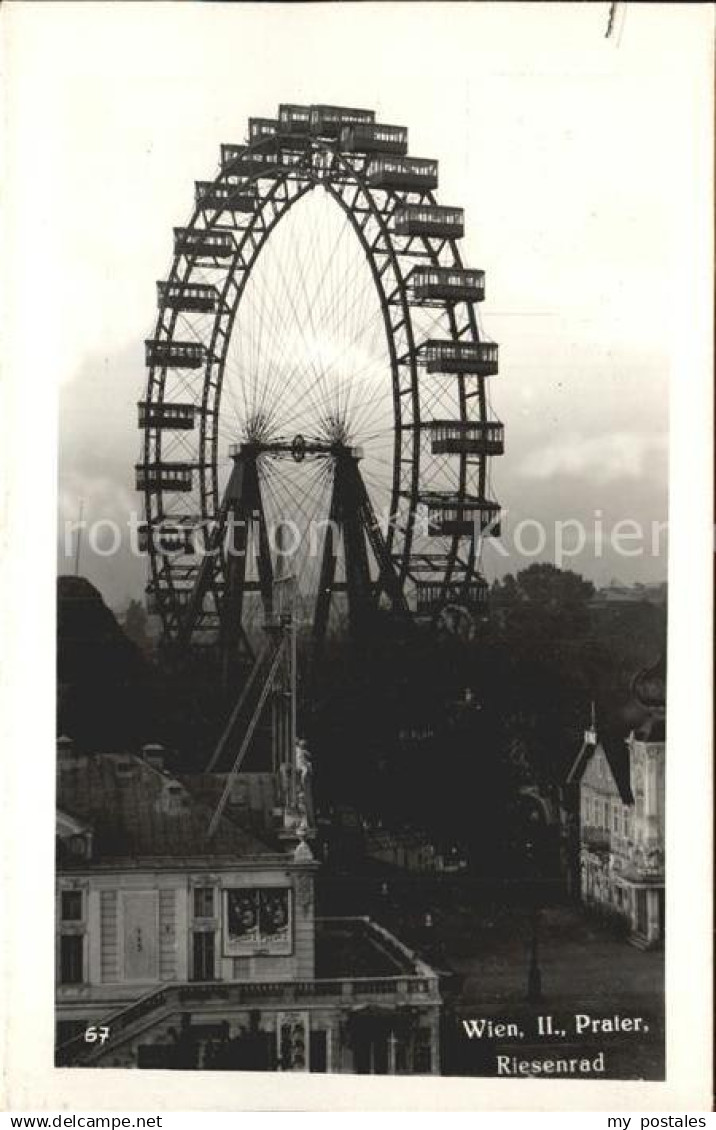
top-left (136, 103), bottom-right (504, 661)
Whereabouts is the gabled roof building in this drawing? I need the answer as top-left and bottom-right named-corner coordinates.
top-left (565, 656), bottom-right (665, 949)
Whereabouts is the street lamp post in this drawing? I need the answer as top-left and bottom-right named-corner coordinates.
top-left (527, 900), bottom-right (542, 1004)
top-left (523, 813), bottom-right (545, 1004)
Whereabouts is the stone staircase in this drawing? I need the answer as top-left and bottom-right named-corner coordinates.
top-left (56, 986), bottom-right (179, 1067)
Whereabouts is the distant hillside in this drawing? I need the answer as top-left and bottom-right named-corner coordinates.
top-left (57, 575), bottom-right (152, 751)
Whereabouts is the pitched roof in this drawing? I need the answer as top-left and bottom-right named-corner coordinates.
top-left (565, 739), bottom-right (594, 787)
top-left (566, 737), bottom-right (633, 804)
top-left (179, 772), bottom-right (278, 836)
top-left (57, 753), bottom-right (276, 864)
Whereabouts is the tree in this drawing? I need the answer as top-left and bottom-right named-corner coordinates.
top-left (122, 599), bottom-right (150, 652)
top-left (491, 564), bottom-right (594, 637)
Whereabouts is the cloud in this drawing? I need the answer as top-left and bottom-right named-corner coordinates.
top-left (514, 431), bottom-right (669, 485)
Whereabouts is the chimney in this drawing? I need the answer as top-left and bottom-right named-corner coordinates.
top-left (584, 701), bottom-right (598, 746)
top-left (57, 735), bottom-right (89, 772)
top-left (141, 742), bottom-right (166, 771)
top-left (57, 735), bottom-right (78, 766)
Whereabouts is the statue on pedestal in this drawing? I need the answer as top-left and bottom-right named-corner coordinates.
top-left (295, 737), bottom-right (314, 826)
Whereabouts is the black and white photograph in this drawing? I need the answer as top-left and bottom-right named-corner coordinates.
top-left (1, 0), bottom-right (712, 1113)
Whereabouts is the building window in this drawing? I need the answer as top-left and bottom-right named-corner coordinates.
top-left (192, 930), bottom-right (215, 981)
top-left (193, 887), bottom-right (214, 918)
top-left (61, 890), bottom-right (83, 921)
top-left (613, 807), bottom-right (619, 833)
top-left (67, 834), bottom-right (90, 861)
top-left (60, 935), bottom-right (84, 984)
top-left (603, 801), bottom-right (609, 829)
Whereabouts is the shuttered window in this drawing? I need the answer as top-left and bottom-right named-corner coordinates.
top-left (60, 935), bottom-right (83, 984)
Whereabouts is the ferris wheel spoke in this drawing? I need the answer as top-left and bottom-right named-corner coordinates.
top-left (290, 208), bottom-right (381, 424)
top-left (260, 456), bottom-right (330, 527)
top-left (258, 464), bottom-right (336, 596)
top-left (229, 268), bottom-right (312, 434)
top-left (239, 196), bottom-right (392, 442)
top-left (303, 195), bottom-right (355, 336)
top-left (279, 203), bottom-right (335, 405)
top-left (313, 258), bottom-right (385, 369)
top-left (248, 209), bottom-right (320, 413)
top-left (274, 346), bottom-right (387, 435)
top-left (224, 199), bottom-right (314, 427)
top-left (266, 471), bottom-right (332, 553)
top-left (257, 240), bottom-right (335, 428)
top-left (235, 255), bottom-right (284, 425)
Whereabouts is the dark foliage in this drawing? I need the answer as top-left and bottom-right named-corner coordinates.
top-left (306, 565), bottom-right (665, 875)
top-left (56, 566), bottom-right (665, 877)
top-left (57, 576), bottom-right (153, 751)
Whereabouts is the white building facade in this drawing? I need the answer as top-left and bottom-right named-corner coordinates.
top-left (56, 745), bottom-right (442, 1072)
top-left (567, 658), bottom-right (665, 948)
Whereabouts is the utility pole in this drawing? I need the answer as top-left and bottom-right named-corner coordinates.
top-left (74, 499), bottom-right (85, 576)
top-left (290, 577), bottom-right (298, 808)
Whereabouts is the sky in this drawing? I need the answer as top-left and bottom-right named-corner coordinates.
top-left (4, 1), bottom-right (710, 610)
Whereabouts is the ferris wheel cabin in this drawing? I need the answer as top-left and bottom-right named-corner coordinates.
top-left (137, 523), bottom-right (195, 555)
top-left (409, 267), bottom-right (485, 304)
top-left (394, 205), bottom-right (464, 239)
top-left (339, 123), bottom-right (408, 155)
top-left (145, 340), bottom-right (205, 369)
top-left (309, 105), bottom-right (375, 138)
top-left (422, 494), bottom-right (501, 537)
top-left (429, 420), bottom-right (504, 456)
top-left (422, 340), bottom-right (499, 376)
top-left (220, 145), bottom-right (288, 177)
top-left (367, 157), bottom-right (438, 192)
top-left (248, 117), bottom-right (281, 148)
top-left (174, 228), bottom-right (235, 260)
top-left (415, 579), bottom-right (488, 616)
top-left (195, 181), bottom-right (257, 213)
top-left (135, 463), bottom-right (194, 493)
top-left (137, 401), bottom-right (196, 431)
top-left (278, 105), bottom-right (312, 134)
top-left (157, 281), bottom-right (218, 314)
